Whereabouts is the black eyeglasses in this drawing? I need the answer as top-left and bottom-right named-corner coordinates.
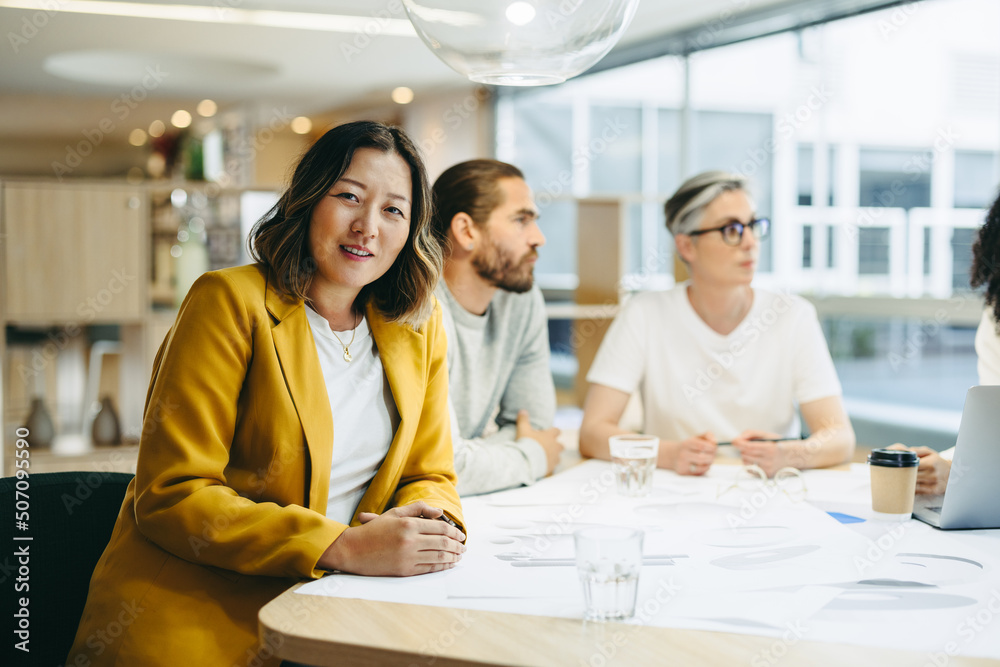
top-left (686, 218), bottom-right (770, 246)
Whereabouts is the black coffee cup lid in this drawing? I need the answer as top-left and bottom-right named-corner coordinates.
top-left (868, 448), bottom-right (919, 467)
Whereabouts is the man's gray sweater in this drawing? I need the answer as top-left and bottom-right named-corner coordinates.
top-left (436, 282), bottom-right (556, 496)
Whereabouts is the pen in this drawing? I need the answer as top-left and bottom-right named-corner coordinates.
top-left (717, 437), bottom-right (801, 447)
top-left (422, 509), bottom-right (459, 529)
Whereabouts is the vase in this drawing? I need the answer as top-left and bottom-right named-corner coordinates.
top-left (25, 397), bottom-right (55, 449)
top-left (91, 396), bottom-right (122, 446)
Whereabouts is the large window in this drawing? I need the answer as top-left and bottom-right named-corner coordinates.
top-left (951, 228), bottom-right (976, 291)
top-left (508, 102), bottom-right (575, 283)
top-left (857, 228), bottom-right (890, 275)
top-left (798, 145), bottom-right (814, 206)
top-left (589, 105), bottom-right (642, 195)
top-left (955, 151), bottom-right (1000, 208)
top-left (858, 149), bottom-right (932, 210)
top-left (498, 0), bottom-right (999, 439)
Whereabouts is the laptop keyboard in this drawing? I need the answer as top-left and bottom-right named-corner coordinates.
top-left (915, 495), bottom-right (945, 516)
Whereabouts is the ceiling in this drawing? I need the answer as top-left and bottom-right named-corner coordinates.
top-left (0, 0), bottom-right (791, 142)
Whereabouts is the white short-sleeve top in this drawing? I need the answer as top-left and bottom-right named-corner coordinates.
top-left (587, 282), bottom-right (842, 442)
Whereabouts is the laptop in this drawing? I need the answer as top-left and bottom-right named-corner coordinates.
top-left (912, 385), bottom-right (1000, 529)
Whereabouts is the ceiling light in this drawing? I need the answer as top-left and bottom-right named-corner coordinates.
top-left (0, 1), bottom-right (415, 35)
top-left (148, 119), bottom-right (165, 138)
top-left (402, 0), bottom-right (640, 86)
top-left (197, 99), bottom-right (217, 117)
top-left (290, 117), bottom-right (313, 135)
top-left (171, 110), bottom-right (192, 128)
top-left (128, 128), bottom-right (148, 146)
top-left (391, 87), bottom-right (414, 104)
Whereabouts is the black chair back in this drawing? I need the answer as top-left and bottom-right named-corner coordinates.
top-left (0, 471), bottom-right (133, 666)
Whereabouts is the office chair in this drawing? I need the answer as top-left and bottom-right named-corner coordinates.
top-left (0, 470), bottom-right (133, 666)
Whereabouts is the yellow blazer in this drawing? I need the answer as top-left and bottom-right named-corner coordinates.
top-left (67, 264), bottom-right (463, 667)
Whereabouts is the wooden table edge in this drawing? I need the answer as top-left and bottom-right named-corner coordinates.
top-left (259, 581), bottom-right (997, 667)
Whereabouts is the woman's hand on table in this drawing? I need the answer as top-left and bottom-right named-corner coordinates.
top-left (674, 432), bottom-right (717, 476)
top-left (320, 501), bottom-right (466, 576)
top-left (732, 430), bottom-right (785, 477)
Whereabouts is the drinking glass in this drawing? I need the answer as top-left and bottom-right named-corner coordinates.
top-left (574, 526), bottom-right (643, 621)
top-left (609, 434), bottom-right (659, 497)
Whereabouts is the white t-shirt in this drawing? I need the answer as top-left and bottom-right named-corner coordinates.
top-left (975, 307), bottom-right (1000, 385)
top-left (587, 283), bottom-right (842, 442)
top-left (304, 305), bottom-right (399, 525)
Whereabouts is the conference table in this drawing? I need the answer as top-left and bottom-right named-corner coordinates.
top-left (259, 446), bottom-right (1000, 666)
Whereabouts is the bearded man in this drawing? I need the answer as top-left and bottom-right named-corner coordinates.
top-left (431, 159), bottom-right (563, 495)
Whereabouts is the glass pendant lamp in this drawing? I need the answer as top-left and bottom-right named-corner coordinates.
top-left (402, 0), bottom-right (640, 86)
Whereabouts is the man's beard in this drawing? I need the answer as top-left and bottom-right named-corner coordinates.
top-left (471, 238), bottom-right (536, 293)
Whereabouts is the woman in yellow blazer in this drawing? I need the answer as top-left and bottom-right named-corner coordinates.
top-left (67, 121), bottom-right (466, 667)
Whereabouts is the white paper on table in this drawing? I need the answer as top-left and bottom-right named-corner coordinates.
top-left (650, 586), bottom-right (843, 631)
top-left (292, 460), bottom-right (1000, 660)
top-left (297, 570), bottom-right (450, 605)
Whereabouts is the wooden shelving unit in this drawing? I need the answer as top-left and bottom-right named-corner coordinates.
top-left (0, 178), bottom-right (276, 476)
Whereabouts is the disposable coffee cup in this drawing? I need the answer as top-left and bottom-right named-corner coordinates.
top-left (867, 448), bottom-right (919, 520)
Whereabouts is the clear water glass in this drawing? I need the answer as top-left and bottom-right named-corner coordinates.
top-left (574, 526), bottom-right (643, 621)
top-left (609, 434), bottom-right (659, 497)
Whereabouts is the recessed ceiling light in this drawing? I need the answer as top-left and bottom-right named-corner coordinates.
top-left (290, 116), bottom-right (312, 135)
top-left (392, 87), bottom-right (414, 105)
top-left (171, 110), bottom-right (192, 128)
top-left (197, 99), bottom-right (217, 117)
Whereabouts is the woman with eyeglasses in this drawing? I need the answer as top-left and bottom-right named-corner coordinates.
top-left (580, 171), bottom-right (855, 477)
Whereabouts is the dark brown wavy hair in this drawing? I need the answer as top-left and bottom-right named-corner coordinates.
top-left (249, 120), bottom-right (441, 328)
top-left (971, 188), bottom-right (1000, 329)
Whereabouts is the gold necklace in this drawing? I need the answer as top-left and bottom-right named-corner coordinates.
top-left (330, 312), bottom-right (360, 363)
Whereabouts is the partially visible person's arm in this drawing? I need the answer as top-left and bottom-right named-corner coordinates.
top-left (888, 444), bottom-right (952, 495)
top-left (451, 399), bottom-right (561, 495)
top-left (735, 395), bottom-right (854, 476)
top-left (493, 287), bottom-right (560, 449)
top-left (912, 446), bottom-right (951, 495)
top-left (452, 287), bottom-right (562, 495)
top-left (133, 272), bottom-right (347, 579)
top-left (387, 301), bottom-right (466, 528)
top-left (580, 295), bottom-right (716, 476)
top-left (580, 383), bottom-right (717, 475)
top-left (319, 501), bottom-right (465, 576)
top-left (324, 302), bottom-right (467, 575)
top-left (739, 297), bottom-right (853, 476)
